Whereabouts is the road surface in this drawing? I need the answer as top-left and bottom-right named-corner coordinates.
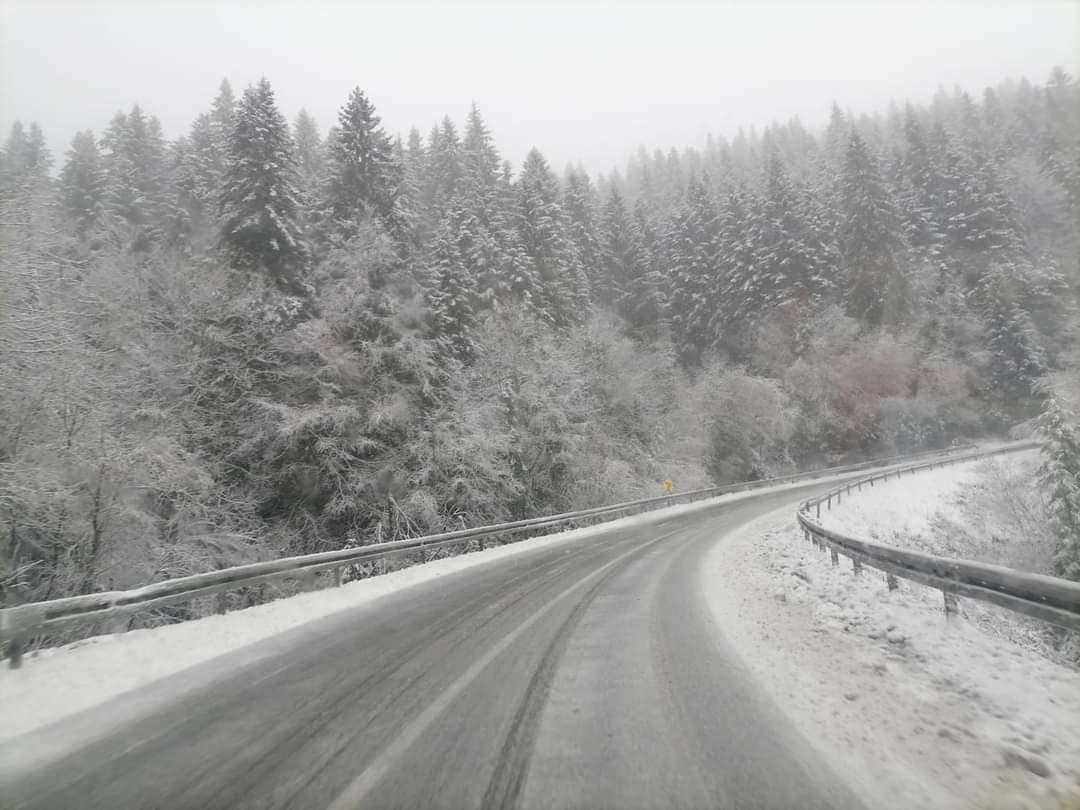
top-left (0, 485), bottom-right (864, 810)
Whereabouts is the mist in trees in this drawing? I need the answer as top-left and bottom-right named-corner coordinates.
top-left (3, 67), bottom-right (1079, 620)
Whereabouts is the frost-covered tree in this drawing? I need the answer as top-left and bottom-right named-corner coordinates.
top-left (754, 147), bottom-right (833, 311)
top-left (838, 128), bottom-right (908, 327)
top-left (101, 105), bottom-right (168, 247)
top-left (219, 77), bottom-right (308, 291)
top-left (666, 176), bottom-right (720, 366)
top-left (515, 148), bottom-right (588, 325)
top-left (462, 104), bottom-right (500, 190)
top-left (293, 109), bottom-right (325, 200)
top-left (323, 88), bottom-right (401, 240)
top-left (712, 182), bottom-right (761, 355)
top-left (1036, 380), bottom-right (1080, 580)
top-left (598, 186), bottom-right (636, 314)
top-left (424, 116), bottom-right (464, 227)
top-left (59, 130), bottom-right (105, 239)
top-left (563, 168), bottom-right (602, 297)
top-left (428, 199), bottom-right (480, 360)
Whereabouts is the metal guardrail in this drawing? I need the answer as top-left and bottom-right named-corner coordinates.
top-left (0, 443), bottom-right (982, 668)
top-left (796, 441), bottom-right (1080, 632)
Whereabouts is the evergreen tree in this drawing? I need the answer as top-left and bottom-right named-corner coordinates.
top-left (448, 110), bottom-right (525, 314)
top-left (626, 198), bottom-right (666, 338)
top-left (219, 77), bottom-right (308, 291)
top-left (165, 112), bottom-right (223, 250)
top-left (563, 169), bottom-right (602, 298)
top-left (0, 121), bottom-right (54, 262)
top-left (59, 130), bottom-right (105, 239)
top-left (323, 87), bottom-right (401, 240)
top-left (1036, 380), bottom-right (1080, 580)
top-left (979, 265), bottom-right (1047, 410)
top-left (666, 176), bottom-right (720, 365)
top-left (462, 103), bottom-right (500, 190)
top-left (1041, 68), bottom-right (1080, 216)
top-left (754, 147), bottom-right (833, 311)
top-left (428, 199), bottom-right (481, 360)
top-left (397, 127), bottom-right (428, 251)
top-left (425, 116), bottom-right (463, 225)
top-left (101, 105), bottom-right (168, 247)
top-left (293, 109), bottom-right (325, 199)
top-left (712, 182), bottom-right (761, 355)
top-left (210, 79), bottom-right (236, 152)
top-left (896, 110), bottom-right (947, 266)
top-left (599, 186), bottom-right (636, 314)
top-left (516, 148), bottom-right (587, 325)
top-left (838, 128), bottom-right (909, 327)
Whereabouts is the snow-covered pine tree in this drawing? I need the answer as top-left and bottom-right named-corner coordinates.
top-left (1040, 67), bottom-right (1080, 217)
top-left (1035, 379), bottom-right (1080, 580)
top-left (417, 117), bottom-right (463, 229)
top-left (712, 182), bottom-right (761, 357)
top-left (293, 109), bottom-right (325, 201)
top-left (978, 265), bottom-right (1047, 414)
top-left (0, 121), bottom-right (54, 263)
top-left (599, 185), bottom-right (636, 316)
top-left (323, 87), bottom-right (401, 241)
top-left (754, 146), bottom-right (833, 312)
top-left (165, 112), bottom-right (221, 251)
top-left (428, 199), bottom-right (481, 361)
top-left (625, 197), bottom-right (666, 340)
top-left (462, 103), bottom-right (500, 191)
top-left (563, 168), bottom-right (602, 301)
top-left (516, 148), bottom-right (588, 326)
top-left (666, 175), bottom-right (720, 366)
top-left (838, 128), bottom-right (909, 327)
top-left (101, 105), bottom-right (168, 248)
top-left (59, 130), bottom-right (105, 240)
top-left (219, 77), bottom-right (308, 292)
top-left (449, 107), bottom-right (525, 315)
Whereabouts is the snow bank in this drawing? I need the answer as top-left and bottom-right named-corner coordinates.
top-left (0, 470), bottom-right (872, 744)
top-left (705, 468), bottom-right (1080, 809)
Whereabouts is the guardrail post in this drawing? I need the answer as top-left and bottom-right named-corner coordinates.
top-left (837, 491), bottom-right (842, 505)
top-left (827, 494), bottom-right (832, 510)
top-left (8, 637), bottom-right (24, 669)
top-left (943, 591), bottom-right (959, 619)
top-left (216, 593), bottom-right (229, 615)
top-left (106, 612), bottom-right (131, 634)
top-left (886, 573), bottom-right (899, 591)
top-left (816, 502), bottom-right (821, 518)
top-left (830, 548), bottom-right (839, 566)
top-left (852, 559), bottom-right (863, 576)
top-left (334, 568), bottom-right (345, 588)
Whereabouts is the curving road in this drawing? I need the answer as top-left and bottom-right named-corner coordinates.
top-left (0, 485), bottom-right (864, 810)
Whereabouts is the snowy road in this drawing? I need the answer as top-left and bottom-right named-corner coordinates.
top-left (0, 485), bottom-right (865, 810)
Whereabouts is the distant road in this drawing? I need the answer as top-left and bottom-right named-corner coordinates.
top-left (1, 485), bottom-right (864, 810)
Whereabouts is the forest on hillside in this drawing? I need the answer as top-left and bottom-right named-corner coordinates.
top-left (2, 67), bottom-right (1079, 618)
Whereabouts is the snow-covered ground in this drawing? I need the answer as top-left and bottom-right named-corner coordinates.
top-left (0, 471), bottom-right (873, 745)
top-left (706, 452), bottom-right (1080, 810)
top-left (818, 449), bottom-right (1069, 659)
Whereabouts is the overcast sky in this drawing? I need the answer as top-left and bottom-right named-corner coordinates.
top-left (1, 0), bottom-right (1077, 176)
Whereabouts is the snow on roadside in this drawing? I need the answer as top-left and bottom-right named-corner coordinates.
top-left (706, 477), bottom-right (1080, 809)
top-left (817, 449), bottom-right (1069, 661)
top-left (0, 471), bottom-right (877, 745)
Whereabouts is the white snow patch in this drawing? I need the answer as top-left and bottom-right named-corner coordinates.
top-left (705, 476), bottom-right (1080, 809)
top-left (818, 449), bottom-right (1069, 660)
top-left (0, 469), bottom-right (880, 744)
